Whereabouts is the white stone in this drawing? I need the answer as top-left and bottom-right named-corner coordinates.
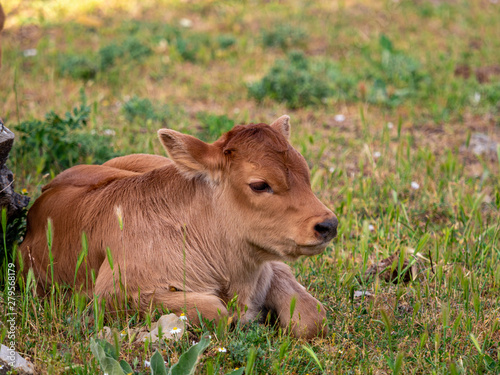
top-left (23, 49), bottom-right (37, 57)
top-left (142, 313), bottom-right (184, 342)
top-left (353, 290), bottom-right (373, 298)
top-left (334, 114), bottom-right (345, 122)
top-left (0, 344), bottom-right (35, 374)
top-left (179, 18), bottom-right (193, 28)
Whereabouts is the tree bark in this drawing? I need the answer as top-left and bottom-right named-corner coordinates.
top-left (0, 122), bottom-right (30, 220)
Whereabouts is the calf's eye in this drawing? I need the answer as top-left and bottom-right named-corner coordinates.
top-left (249, 181), bottom-right (273, 194)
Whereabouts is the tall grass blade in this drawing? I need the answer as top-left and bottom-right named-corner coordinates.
top-left (302, 344), bottom-right (323, 372)
top-left (74, 232), bottom-right (88, 285)
top-left (245, 346), bottom-right (258, 375)
top-left (393, 352), bottom-right (404, 375)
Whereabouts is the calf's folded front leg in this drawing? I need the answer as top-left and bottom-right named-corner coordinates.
top-left (94, 266), bottom-right (228, 325)
top-left (264, 261), bottom-right (328, 340)
top-left (137, 289), bottom-right (229, 325)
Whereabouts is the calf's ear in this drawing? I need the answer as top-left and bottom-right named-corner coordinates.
top-left (158, 129), bottom-right (223, 179)
top-left (270, 115), bottom-right (291, 140)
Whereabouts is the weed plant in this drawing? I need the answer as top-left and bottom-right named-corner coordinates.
top-left (261, 24), bottom-right (308, 51)
top-left (216, 34), bottom-right (237, 50)
top-left (195, 112), bottom-right (235, 142)
top-left (59, 55), bottom-right (99, 81)
top-left (248, 51), bottom-right (332, 108)
top-left (363, 35), bottom-right (429, 107)
top-left (122, 96), bottom-right (171, 124)
top-left (59, 37), bottom-right (152, 81)
top-left (13, 90), bottom-right (118, 175)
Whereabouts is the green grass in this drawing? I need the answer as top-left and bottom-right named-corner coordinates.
top-left (1, 0), bottom-right (500, 374)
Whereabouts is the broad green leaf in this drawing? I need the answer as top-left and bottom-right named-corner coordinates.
top-left (119, 359), bottom-right (134, 374)
top-left (170, 334), bottom-right (211, 375)
top-left (380, 34), bottom-right (394, 52)
top-left (90, 339), bottom-right (125, 375)
top-left (100, 357), bottom-right (127, 375)
top-left (90, 338), bottom-right (107, 363)
top-left (151, 350), bottom-right (168, 375)
top-left (95, 338), bottom-right (119, 360)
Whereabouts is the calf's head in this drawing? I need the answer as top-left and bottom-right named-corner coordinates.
top-left (158, 115), bottom-right (337, 260)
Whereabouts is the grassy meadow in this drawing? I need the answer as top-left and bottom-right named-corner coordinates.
top-left (1, 0), bottom-right (500, 373)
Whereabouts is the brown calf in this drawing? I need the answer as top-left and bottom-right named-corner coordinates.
top-left (19, 115), bottom-right (338, 339)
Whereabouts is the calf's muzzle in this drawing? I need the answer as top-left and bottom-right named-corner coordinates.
top-left (313, 216), bottom-right (338, 242)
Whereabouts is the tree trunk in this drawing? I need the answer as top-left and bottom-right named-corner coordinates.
top-left (0, 123), bottom-right (30, 220)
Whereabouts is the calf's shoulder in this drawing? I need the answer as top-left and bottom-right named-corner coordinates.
top-left (42, 164), bottom-right (139, 193)
top-left (103, 154), bottom-right (172, 173)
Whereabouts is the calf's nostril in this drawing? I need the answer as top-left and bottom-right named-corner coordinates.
top-left (314, 218), bottom-right (338, 241)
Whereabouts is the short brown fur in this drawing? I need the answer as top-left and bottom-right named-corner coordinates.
top-left (19, 116), bottom-right (337, 339)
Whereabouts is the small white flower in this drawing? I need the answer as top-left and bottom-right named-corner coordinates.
top-left (329, 167), bottom-right (335, 173)
top-left (411, 181), bottom-right (420, 190)
top-left (120, 329), bottom-right (126, 337)
top-left (387, 122), bottom-right (394, 129)
top-left (179, 18), bottom-right (192, 28)
top-left (179, 313), bottom-right (187, 321)
top-left (0, 365), bottom-right (4, 370)
top-left (368, 224), bottom-right (375, 232)
top-left (334, 114), bottom-right (346, 122)
top-left (472, 92), bottom-right (481, 104)
top-left (218, 347), bottom-right (227, 353)
top-left (208, 335), bottom-right (212, 339)
top-left (104, 129), bottom-right (116, 136)
top-left (157, 39), bottom-right (168, 51)
top-left (23, 48), bottom-right (38, 57)
top-left (373, 151), bottom-right (381, 158)
top-left (144, 360), bottom-right (151, 368)
top-left (192, 340), bottom-right (199, 345)
top-left (170, 326), bottom-right (182, 335)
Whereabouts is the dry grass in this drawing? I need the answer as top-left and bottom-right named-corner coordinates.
top-left (1, 0), bottom-right (499, 374)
